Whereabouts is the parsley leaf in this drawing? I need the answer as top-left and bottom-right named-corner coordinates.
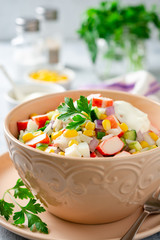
top-left (12, 179), bottom-right (34, 200)
top-left (25, 212), bottom-right (48, 233)
top-left (13, 210), bottom-right (25, 225)
top-left (77, 96), bottom-right (92, 115)
top-left (0, 178), bottom-right (49, 234)
top-left (24, 199), bottom-right (45, 214)
top-left (66, 115), bottom-right (86, 130)
top-left (58, 97), bottom-right (78, 121)
top-left (0, 199), bottom-right (14, 220)
top-left (57, 96), bottom-right (92, 129)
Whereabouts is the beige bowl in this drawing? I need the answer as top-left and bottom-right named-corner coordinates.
top-left (4, 90), bottom-right (160, 224)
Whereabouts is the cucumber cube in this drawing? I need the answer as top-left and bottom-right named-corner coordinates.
top-left (129, 141), bottom-right (142, 151)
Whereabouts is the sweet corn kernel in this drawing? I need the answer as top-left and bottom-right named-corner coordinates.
top-left (132, 151), bottom-right (139, 154)
top-left (51, 131), bottom-right (63, 140)
top-left (45, 148), bottom-right (55, 153)
top-left (85, 121), bottom-right (95, 130)
top-left (63, 129), bottom-right (78, 138)
top-left (29, 70), bottom-right (68, 82)
top-left (102, 119), bottom-right (111, 131)
top-left (68, 139), bottom-right (79, 147)
top-left (33, 130), bottom-right (43, 137)
top-left (99, 114), bottom-right (107, 120)
top-left (149, 132), bottom-right (158, 141)
top-left (119, 123), bottom-right (128, 132)
top-left (140, 141), bottom-right (149, 148)
top-left (83, 129), bottom-right (95, 137)
top-left (29, 113), bottom-right (38, 118)
top-left (58, 151), bottom-right (65, 155)
top-left (22, 133), bottom-right (34, 142)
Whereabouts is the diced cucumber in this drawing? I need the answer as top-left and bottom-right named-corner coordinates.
top-left (120, 137), bottom-right (127, 147)
top-left (97, 131), bottom-right (105, 139)
top-left (123, 130), bottom-right (137, 141)
top-left (36, 143), bottom-right (48, 151)
top-left (129, 141), bottom-right (142, 151)
top-left (91, 107), bottom-right (101, 121)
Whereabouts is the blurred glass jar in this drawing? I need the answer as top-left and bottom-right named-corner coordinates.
top-left (36, 6), bottom-right (62, 65)
top-left (95, 38), bottom-right (146, 80)
top-left (95, 39), bottom-right (126, 79)
top-left (11, 17), bottom-right (46, 80)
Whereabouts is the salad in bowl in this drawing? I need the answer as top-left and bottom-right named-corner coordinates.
top-left (4, 90), bottom-right (160, 224)
top-left (17, 93), bottom-right (160, 158)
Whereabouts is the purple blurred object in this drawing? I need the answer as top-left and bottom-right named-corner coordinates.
top-left (94, 119), bottom-right (103, 130)
top-left (80, 71), bottom-right (160, 100)
top-left (105, 106), bottom-right (115, 116)
top-left (89, 137), bottom-right (99, 152)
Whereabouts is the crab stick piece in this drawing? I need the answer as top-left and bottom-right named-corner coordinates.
top-left (96, 136), bottom-right (124, 156)
top-left (17, 120), bottom-right (29, 132)
top-left (32, 114), bottom-right (49, 128)
top-left (26, 133), bottom-right (50, 148)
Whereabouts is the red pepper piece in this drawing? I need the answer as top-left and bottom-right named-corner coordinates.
top-left (17, 120), bottom-right (29, 132)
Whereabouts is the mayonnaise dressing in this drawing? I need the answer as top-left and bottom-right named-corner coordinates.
top-left (114, 100), bottom-right (150, 133)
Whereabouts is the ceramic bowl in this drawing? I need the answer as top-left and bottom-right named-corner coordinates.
top-left (4, 90), bottom-right (160, 224)
top-left (26, 66), bottom-right (75, 90)
top-left (4, 82), bottom-right (65, 110)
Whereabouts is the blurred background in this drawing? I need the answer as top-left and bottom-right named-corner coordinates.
top-left (0, 0), bottom-right (160, 80)
top-left (0, 0), bottom-right (160, 40)
top-left (1, 0), bottom-right (160, 153)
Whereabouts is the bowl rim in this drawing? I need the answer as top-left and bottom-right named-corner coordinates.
top-left (4, 89), bottom-right (160, 162)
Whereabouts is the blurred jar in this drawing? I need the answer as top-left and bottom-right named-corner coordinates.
top-left (11, 17), bottom-right (46, 80)
top-left (95, 39), bottom-right (126, 80)
top-left (36, 6), bottom-right (62, 65)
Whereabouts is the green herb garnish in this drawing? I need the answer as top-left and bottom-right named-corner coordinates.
top-left (58, 96), bottom-right (92, 129)
top-left (0, 179), bottom-right (48, 234)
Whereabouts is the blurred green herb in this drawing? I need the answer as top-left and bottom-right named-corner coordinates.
top-left (77, 0), bottom-right (160, 65)
top-left (0, 179), bottom-right (48, 234)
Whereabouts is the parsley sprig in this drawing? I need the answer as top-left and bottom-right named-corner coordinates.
top-left (58, 96), bottom-right (92, 130)
top-left (0, 179), bottom-right (48, 234)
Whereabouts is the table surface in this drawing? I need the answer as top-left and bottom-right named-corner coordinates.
top-left (0, 40), bottom-right (160, 240)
